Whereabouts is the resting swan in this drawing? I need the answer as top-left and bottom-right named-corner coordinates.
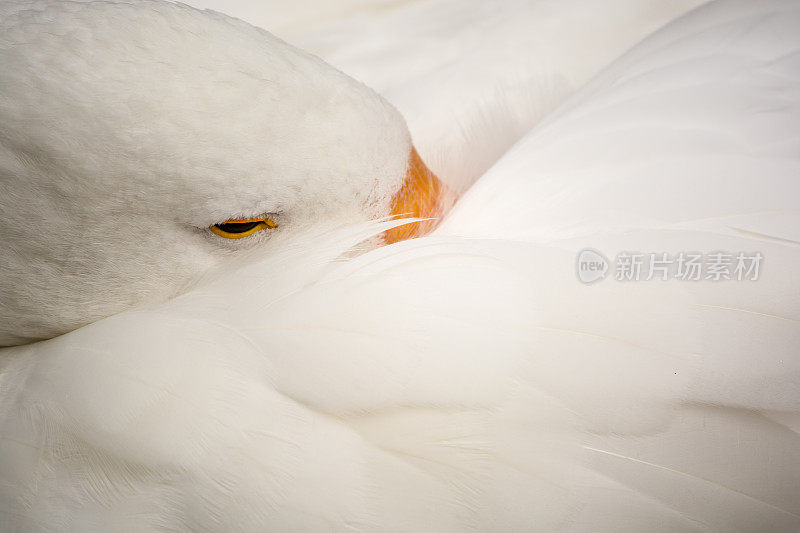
top-left (1, 0), bottom-right (799, 531)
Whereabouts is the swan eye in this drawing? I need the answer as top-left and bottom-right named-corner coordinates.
top-left (209, 217), bottom-right (277, 239)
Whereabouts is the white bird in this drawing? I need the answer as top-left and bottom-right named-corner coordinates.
top-left (1, 0), bottom-right (799, 532)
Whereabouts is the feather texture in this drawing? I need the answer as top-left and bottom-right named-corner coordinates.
top-left (1, 0), bottom-right (799, 531)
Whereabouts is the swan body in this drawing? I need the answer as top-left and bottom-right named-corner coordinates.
top-left (1, 0), bottom-right (799, 531)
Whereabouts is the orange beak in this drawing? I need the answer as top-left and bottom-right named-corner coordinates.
top-left (384, 146), bottom-right (456, 244)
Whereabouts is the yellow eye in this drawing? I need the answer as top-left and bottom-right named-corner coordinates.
top-left (209, 217), bottom-right (277, 239)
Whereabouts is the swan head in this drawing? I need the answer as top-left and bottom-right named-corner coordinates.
top-left (0, 0), bottom-right (452, 346)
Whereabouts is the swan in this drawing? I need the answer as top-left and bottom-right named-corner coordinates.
top-left (1, 0), bottom-right (799, 531)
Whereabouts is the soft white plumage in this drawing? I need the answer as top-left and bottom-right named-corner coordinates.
top-left (1, 0), bottom-right (799, 531)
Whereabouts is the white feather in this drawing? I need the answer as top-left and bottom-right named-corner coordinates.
top-left (1, 0), bottom-right (798, 531)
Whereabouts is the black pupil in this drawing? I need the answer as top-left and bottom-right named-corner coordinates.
top-left (215, 221), bottom-right (261, 233)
